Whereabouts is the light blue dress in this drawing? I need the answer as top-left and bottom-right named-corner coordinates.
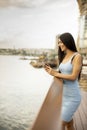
top-left (59, 53), bottom-right (81, 122)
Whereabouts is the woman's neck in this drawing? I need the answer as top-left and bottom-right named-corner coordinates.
top-left (65, 49), bottom-right (75, 56)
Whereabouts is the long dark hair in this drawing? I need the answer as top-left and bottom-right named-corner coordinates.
top-left (58, 32), bottom-right (81, 80)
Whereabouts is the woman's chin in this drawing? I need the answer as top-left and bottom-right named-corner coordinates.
top-left (60, 47), bottom-right (65, 52)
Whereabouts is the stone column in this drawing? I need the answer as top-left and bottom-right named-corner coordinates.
top-left (77, 0), bottom-right (87, 56)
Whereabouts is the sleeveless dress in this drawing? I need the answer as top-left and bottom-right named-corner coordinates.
top-left (59, 53), bottom-right (81, 122)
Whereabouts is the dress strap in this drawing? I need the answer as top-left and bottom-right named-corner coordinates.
top-left (70, 52), bottom-right (78, 63)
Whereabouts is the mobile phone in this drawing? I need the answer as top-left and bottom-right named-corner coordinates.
top-left (44, 63), bottom-right (50, 66)
top-left (43, 63), bottom-right (49, 67)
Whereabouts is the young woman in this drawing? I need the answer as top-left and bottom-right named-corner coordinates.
top-left (44, 32), bottom-right (83, 130)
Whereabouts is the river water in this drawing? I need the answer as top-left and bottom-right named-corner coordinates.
top-left (0, 55), bottom-right (53, 130)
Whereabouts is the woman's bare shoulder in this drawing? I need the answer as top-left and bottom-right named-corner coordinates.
top-left (73, 52), bottom-right (83, 63)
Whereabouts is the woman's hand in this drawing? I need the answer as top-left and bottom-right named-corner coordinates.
top-left (44, 64), bottom-right (55, 76)
top-left (44, 64), bottom-right (62, 80)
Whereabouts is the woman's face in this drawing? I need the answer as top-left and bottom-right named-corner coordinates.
top-left (58, 39), bottom-right (67, 51)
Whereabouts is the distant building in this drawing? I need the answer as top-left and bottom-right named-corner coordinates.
top-left (55, 34), bottom-right (60, 54)
top-left (77, 0), bottom-right (87, 56)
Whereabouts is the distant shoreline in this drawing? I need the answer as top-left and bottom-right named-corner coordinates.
top-left (0, 48), bottom-right (55, 56)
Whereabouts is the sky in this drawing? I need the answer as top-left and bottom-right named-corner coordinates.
top-left (0, 0), bottom-right (80, 49)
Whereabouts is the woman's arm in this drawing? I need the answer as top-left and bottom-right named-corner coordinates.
top-left (44, 54), bottom-right (83, 81)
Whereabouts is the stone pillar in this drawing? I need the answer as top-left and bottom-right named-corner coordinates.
top-left (77, 0), bottom-right (87, 56)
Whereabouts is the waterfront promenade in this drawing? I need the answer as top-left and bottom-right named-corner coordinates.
top-left (74, 64), bottom-right (87, 130)
top-left (74, 91), bottom-right (87, 130)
